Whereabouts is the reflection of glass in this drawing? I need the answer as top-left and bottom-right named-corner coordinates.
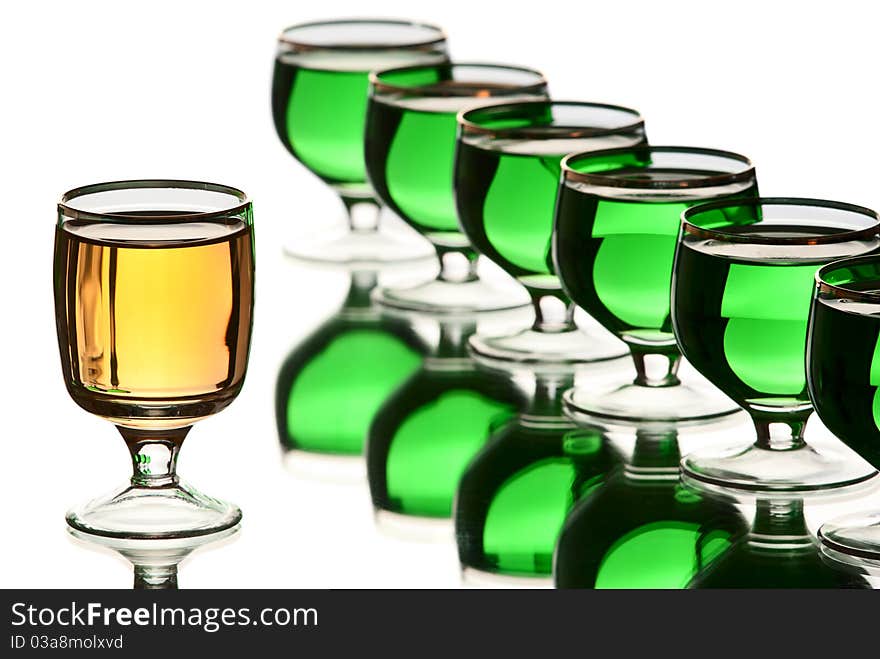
top-left (674, 198), bottom-right (880, 493)
top-left (687, 499), bottom-right (870, 588)
top-left (554, 146), bottom-right (758, 423)
top-left (554, 428), bottom-right (748, 588)
top-left (455, 374), bottom-right (621, 582)
top-left (455, 101), bottom-right (644, 365)
top-left (365, 63), bottom-right (547, 313)
top-left (54, 180), bottom-right (254, 539)
top-left (271, 19), bottom-right (447, 264)
top-left (807, 255), bottom-right (880, 562)
top-left (68, 526), bottom-right (239, 589)
top-left (276, 271), bottom-right (426, 460)
top-left (367, 321), bottom-right (527, 528)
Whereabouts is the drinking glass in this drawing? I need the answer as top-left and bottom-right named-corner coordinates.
top-left (455, 101), bottom-right (645, 365)
top-left (366, 320), bottom-right (527, 535)
top-left (553, 146), bottom-right (757, 423)
top-left (276, 270), bottom-right (426, 466)
top-left (554, 427), bottom-right (748, 588)
top-left (673, 198), bottom-right (880, 492)
top-left (455, 373), bottom-right (621, 585)
top-left (272, 19), bottom-right (447, 264)
top-left (54, 180), bottom-right (254, 539)
top-left (807, 255), bottom-right (880, 562)
top-left (365, 63), bottom-right (548, 313)
top-left (687, 498), bottom-right (869, 588)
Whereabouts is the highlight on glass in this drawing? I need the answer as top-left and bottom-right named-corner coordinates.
top-left (365, 62), bottom-right (548, 313)
top-left (553, 146), bottom-right (758, 424)
top-left (808, 254), bottom-right (880, 564)
top-left (272, 18), bottom-right (448, 264)
top-left (673, 197), bottom-right (880, 493)
top-left (54, 180), bottom-right (255, 539)
top-left (454, 100), bottom-right (645, 366)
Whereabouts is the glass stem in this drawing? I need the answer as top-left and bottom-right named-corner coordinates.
top-left (628, 344), bottom-right (682, 387)
top-left (133, 565), bottom-right (179, 590)
top-left (345, 271), bottom-right (379, 309)
top-left (528, 286), bottom-right (577, 334)
top-left (117, 425), bottom-right (190, 488)
top-left (750, 499), bottom-right (809, 539)
top-left (341, 195), bottom-right (381, 234)
top-left (752, 410), bottom-right (810, 451)
top-left (529, 373), bottom-right (575, 417)
top-left (435, 244), bottom-right (479, 284)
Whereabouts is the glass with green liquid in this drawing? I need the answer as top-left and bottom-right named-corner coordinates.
top-left (364, 62), bottom-right (547, 313)
top-left (455, 373), bottom-right (622, 584)
top-left (553, 146), bottom-right (758, 423)
top-left (673, 198), bottom-right (880, 493)
top-left (366, 320), bottom-right (527, 534)
top-left (271, 19), bottom-right (447, 264)
top-left (687, 498), bottom-right (870, 588)
top-left (454, 100), bottom-right (645, 366)
top-left (808, 255), bottom-right (880, 564)
top-left (276, 271), bottom-right (427, 473)
top-left (554, 428), bottom-right (748, 588)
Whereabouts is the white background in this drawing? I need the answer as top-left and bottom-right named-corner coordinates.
top-left (1, 0), bottom-right (880, 588)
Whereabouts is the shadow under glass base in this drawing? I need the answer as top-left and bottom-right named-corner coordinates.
top-left (820, 511), bottom-right (880, 565)
top-left (374, 277), bottom-right (529, 315)
top-left (283, 225), bottom-right (433, 266)
top-left (563, 379), bottom-right (740, 426)
top-left (66, 479), bottom-right (242, 540)
top-left (468, 327), bottom-right (627, 366)
top-left (682, 443), bottom-right (878, 494)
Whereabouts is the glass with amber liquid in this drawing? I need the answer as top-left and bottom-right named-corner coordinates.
top-left (54, 180), bottom-right (254, 539)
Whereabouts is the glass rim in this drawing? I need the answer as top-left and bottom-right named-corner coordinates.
top-left (278, 18), bottom-right (447, 51)
top-left (681, 196), bottom-right (880, 245)
top-left (369, 62), bottom-right (547, 97)
top-left (816, 254), bottom-right (880, 302)
top-left (58, 179), bottom-right (251, 223)
top-left (561, 145), bottom-right (755, 189)
top-left (457, 100), bottom-right (644, 139)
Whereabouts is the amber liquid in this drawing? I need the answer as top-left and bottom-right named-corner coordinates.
top-left (53, 218), bottom-right (255, 428)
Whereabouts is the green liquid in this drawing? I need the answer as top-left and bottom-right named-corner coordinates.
top-left (672, 229), bottom-right (874, 410)
top-left (554, 434), bottom-right (747, 589)
top-left (276, 274), bottom-right (426, 455)
top-left (687, 501), bottom-right (870, 588)
top-left (456, 144), bottom-right (562, 277)
top-left (554, 169), bottom-right (758, 341)
top-left (365, 75), bottom-right (547, 243)
top-left (367, 324), bottom-right (526, 517)
top-left (808, 284), bottom-right (880, 468)
top-left (456, 135), bottom-right (645, 281)
top-left (365, 99), bottom-right (467, 240)
top-left (272, 50), bottom-right (446, 191)
top-left (456, 399), bottom-right (621, 577)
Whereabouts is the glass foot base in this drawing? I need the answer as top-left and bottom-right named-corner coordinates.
top-left (283, 225), bottom-right (433, 266)
top-left (820, 510), bottom-right (880, 565)
top-left (374, 278), bottom-right (529, 315)
top-left (468, 327), bottom-right (627, 366)
top-left (682, 443), bottom-right (878, 494)
top-left (373, 508), bottom-right (453, 542)
top-left (66, 479), bottom-right (242, 540)
top-left (461, 566), bottom-right (552, 589)
top-left (563, 380), bottom-right (740, 426)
